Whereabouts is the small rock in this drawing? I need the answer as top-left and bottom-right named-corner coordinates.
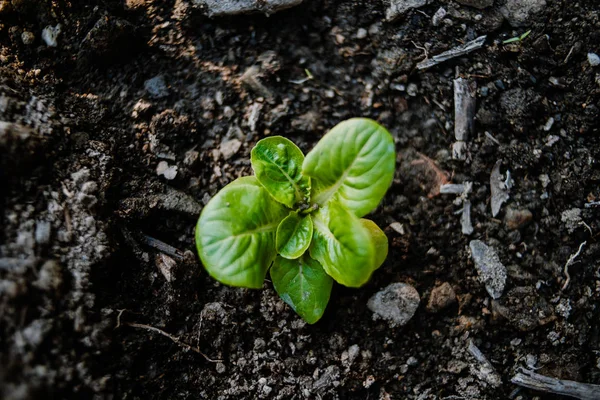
top-left (215, 362), bottom-right (226, 374)
top-left (41, 24), bottom-right (61, 47)
top-left (312, 365), bottom-right (340, 392)
top-left (490, 160), bottom-right (510, 217)
top-left (432, 7), bottom-right (447, 26)
top-left (21, 31), bottom-right (35, 45)
top-left (367, 283), bottom-right (420, 327)
top-left (131, 99), bottom-right (153, 119)
top-left (80, 16), bottom-right (136, 59)
top-left (588, 53), bottom-right (600, 67)
top-left (372, 48), bottom-right (412, 77)
top-left (291, 110), bottom-right (320, 132)
top-left (195, 0), bottom-right (303, 17)
top-left (219, 138), bottom-right (242, 160)
top-left (33, 260), bottom-right (63, 292)
top-left (156, 161), bottom-right (178, 180)
top-left (35, 220), bottom-right (51, 245)
top-left (19, 319), bottom-right (53, 349)
top-left (386, 0), bottom-right (428, 21)
top-left (341, 344), bottom-right (360, 368)
top-left (427, 282), bottom-right (456, 312)
top-left (183, 150), bottom-right (199, 167)
top-left (500, 0), bottom-right (546, 27)
top-left (561, 208), bottom-right (582, 233)
top-left (144, 75), bottom-right (169, 99)
top-left (503, 207), bottom-right (533, 230)
top-left (356, 28), bottom-right (368, 39)
top-left (155, 253), bottom-right (176, 282)
top-left (469, 240), bottom-right (507, 299)
top-left (456, 0), bottom-right (493, 9)
top-left (407, 83), bottom-right (418, 97)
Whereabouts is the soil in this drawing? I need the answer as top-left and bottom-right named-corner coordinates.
top-left (1, 0), bottom-right (599, 399)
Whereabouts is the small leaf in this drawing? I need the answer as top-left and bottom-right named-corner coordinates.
top-left (303, 118), bottom-right (396, 218)
top-left (309, 202), bottom-right (376, 287)
top-left (251, 136), bottom-right (311, 208)
top-left (270, 255), bottom-right (333, 324)
top-left (276, 212), bottom-right (313, 259)
top-left (195, 176), bottom-right (288, 288)
top-left (360, 219), bottom-right (388, 270)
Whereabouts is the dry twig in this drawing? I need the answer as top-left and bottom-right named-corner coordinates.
top-left (512, 368), bottom-right (600, 400)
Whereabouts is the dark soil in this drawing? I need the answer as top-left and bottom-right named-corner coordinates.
top-left (1, 0), bottom-right (599, 399)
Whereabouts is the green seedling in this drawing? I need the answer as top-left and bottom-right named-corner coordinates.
top-left (195, 118), bottom-right (396, 323)
top-left (502, 30), bottom-right (532, 45)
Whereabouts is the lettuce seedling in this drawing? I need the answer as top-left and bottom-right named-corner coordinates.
top-left (195, 118), bottom-right (395, 323)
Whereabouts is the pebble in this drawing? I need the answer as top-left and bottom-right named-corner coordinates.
top-left (407, 83), bottom-right (418, 97)
top-left (35, 220), bottom-right (52, 245)
top-left (341, 344), bottom-right (360, 368)
top-left (367, 282), bottom-right (420, 327)
top-left (386, 0), bottom-right (428, 21)
top-left (33, 260), bottom-right (63, 292)
top-left (587, 53), bottom-right (600, 67)
top-left (503, 207), bottom-right (533, 230)
top-left (183, 150), bottom-right (199, 167)
top-left (426, 282), bottom-right (456, 312)
top-left (156, 161), bottom-right (178, 180)
top-left (560, 208), bottom-right (582, 233)
top-left (469, 240), bottom-right (507, 299)
top-left (41, 24), bottom-right (61, 47)
top-left (155, 253), bottom-right (176, 282)
top-left (500, 0), bottom-right (546, 27)
top-left (219, 138), bottom-right (242, 160)
top-left (21, 31), bottom-right (35, 45)
top-left (144, 75), bottom-right (169, 99)
top-left (432, 7), bottom-right (447, 26)
top-left (356, 28), bottom-right (368, 39)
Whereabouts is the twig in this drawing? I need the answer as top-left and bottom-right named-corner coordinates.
top-left (562, 241), bottom-right (586, 290)
top-left (142, 235), bottom-right (185, 260)
top-left (119, 315), bottom-right (222, 363)
top-left (511, 368), bottom-right (600, 400)
top-left (564, 45), bottom-right (575, 64)
top-left (417, 36), bottom-right (486, 70)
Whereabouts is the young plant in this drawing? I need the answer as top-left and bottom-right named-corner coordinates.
top-left (195, 118), bottom-right (395, 323)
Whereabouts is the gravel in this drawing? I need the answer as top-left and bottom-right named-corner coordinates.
top-left (367, 282), bottom-right (420, 327)
top-left (469, 240), bottom-right (507, 299)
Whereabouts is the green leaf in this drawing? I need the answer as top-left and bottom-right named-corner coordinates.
top-left (309, 202), bottom-right (376, 287)
top-left (251, 136), bottom-right (311, 208)
top-left (302, 118), bottom-right (395, 217)
top-left (276, 212), bottom-right (313, 259)
top-left (270, 255), bottom-right (333, 324)
top-left (195, 176), bottom-right (288, 288)
top-left (360, 219), bottom-right (388, 270)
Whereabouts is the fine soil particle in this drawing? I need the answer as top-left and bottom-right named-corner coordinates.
top-left (1, 0), bottom-right (599, 399)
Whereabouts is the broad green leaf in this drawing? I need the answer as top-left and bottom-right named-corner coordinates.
top-left (360, 219), bottom-right (388, 270)
top-left (251, 136), bottom-right (311, 208)
top-left (276, 212), bottom-right (313, 259)
top-left (302, 118), bottom-right (396, 217)
top-left (309, 202), bottom-right (376, 287)
top-left (195, 176), bottom-right (288, 288)
top-left (270, 255), bottom-right (333, 324)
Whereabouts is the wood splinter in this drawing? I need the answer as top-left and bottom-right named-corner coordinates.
top-left (511, 368), bottom-right (600, 400)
